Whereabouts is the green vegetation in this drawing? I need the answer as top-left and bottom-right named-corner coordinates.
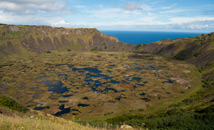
top-left (174, 51), bottom-right (187, 60)
top-left (202, 78), bottom-right (214, 88)
top-left (102, 42), bottom-right (107, 49)
top-left (46, 51), bottom-right (51, 53)
top-left (0, 95), bottom-right (29, 113)
top-left (90, 47), bottom-right (98, 51)
top-left (104, 112), bottom-right (113, 116)
top-left (10, 31), bottom-right (20, 36)
top-left (138, 108), bottom-right (144, 112)
top-left (77, 95), bottom-right (214, 129)
top-left (134, 44), bottom-right (143, 50)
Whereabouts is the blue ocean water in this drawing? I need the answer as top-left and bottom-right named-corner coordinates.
top-left (100, 31), bottom-right (204, 45)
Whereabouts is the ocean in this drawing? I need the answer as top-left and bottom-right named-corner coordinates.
top-left (100, 31), bottom-right (204, 45)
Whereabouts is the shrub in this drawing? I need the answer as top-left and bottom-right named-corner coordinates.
top-left (202, 78), bottom-right (214, 88)
top-left (138, 108), bottom-right (144, 112)
top-left (174, 52), bottom-right (186, 60)
top-left (134, 44), bottom-right (143, 50)
top-left (46, 51), bottom-right (51, 53)
top-left (0, 95), bottom-right (29, 113)
top-left (90, 47), bottom-right (97, 51)
top-left (102, 42), bottom-right (107, 49)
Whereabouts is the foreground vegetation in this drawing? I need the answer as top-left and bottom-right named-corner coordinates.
top-left (1, 87), bottom-right (213, 130)
top-left (77, 88), bottom-right (214, 129)
top-left (0, 95), bottom-right (110, 130)
top-left (0, 95), bottom-right (29, 113)
top-left (0, 114), bottom-right (106, 130)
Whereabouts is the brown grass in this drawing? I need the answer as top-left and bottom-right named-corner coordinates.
top-left (0, 114), bottom-right (105, 130)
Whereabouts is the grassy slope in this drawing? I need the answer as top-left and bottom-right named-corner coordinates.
top-left (0, 114), bottom-right (104, 130)
top-left (0, 95), bottom-right (109, 130)
top-left (141, 32), bottom-right (214, 80)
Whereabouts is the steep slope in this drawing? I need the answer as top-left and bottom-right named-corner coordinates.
top-left (0, 24), bottom-right (135, 59)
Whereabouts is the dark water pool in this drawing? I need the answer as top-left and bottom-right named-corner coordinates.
top-left (54, 105), bottom-right (70, 116)
top-left (140, 92), bottom-right (146, 96)
top-left (132, 77), bottom-right (141, 82)
top-left (39, 80), bottom-right (68, 94)
top-left (57, 74), bottom-right (68, 80)
top-left (61, 94), bottom-right (73, 97)
top-left (78, 103), bottom-right (89, 107)
top-left (141, 98), bottom-right (150, 102)
top-left (109, 65), bottom-right (116, 67)
top-left (72, 67), bottom-right (101, 74)
top-left (82, 97), bottom-right (89, 100)
top-left (34, 106), bottom-right (50, 110)
top-left (147, 66), bottom-right (158, 72)
top-left (59, 100), bottom-right (68, 103)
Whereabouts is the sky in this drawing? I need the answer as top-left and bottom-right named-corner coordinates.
top-left (0, 0), bottom-right (214, 32)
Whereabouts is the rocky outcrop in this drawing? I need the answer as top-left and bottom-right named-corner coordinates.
top-left (0, 25), bottom-right (136, 59)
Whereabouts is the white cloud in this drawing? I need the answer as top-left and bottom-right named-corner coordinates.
top-left (123, 3), bottom-right (143, 11)
top-left (170, 17), bottom-right (214, 24)
top-left (0, 9), bottom-right (68, 27)
top-left (50, 20), bottom-right (70, 26)
top-left (0, 0), bottom-right (68, 14)
top-left (88, 8), bottom-right (122, 19)
top-left (160, 9), bottom-right (189, 14)
top-left (0, 0), bottom-right (73, 27)
top-left (174, 22), bottom-right (211, 30)
top-left (0, 2), bottom-right (20, 11)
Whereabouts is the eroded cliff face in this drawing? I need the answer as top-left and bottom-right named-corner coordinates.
top-left (0, 25), bottom-right (135, 59)
top-left (140, 33), bottom-right (214, 80)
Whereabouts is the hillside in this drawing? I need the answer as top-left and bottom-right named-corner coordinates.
top-left (0, 24), bottom-right (135, 59)
top-left (139, 32), bottom-right (214, 82)
top-left (0, 95), bottom-right (108, 130)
